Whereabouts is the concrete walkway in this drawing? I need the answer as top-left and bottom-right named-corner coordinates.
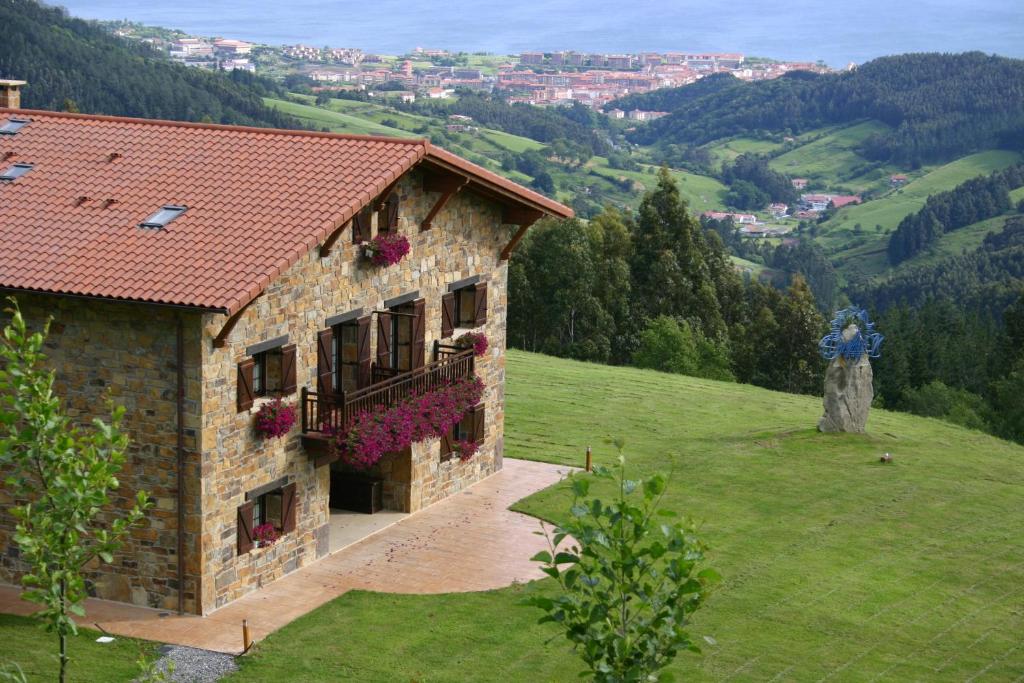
top-left (0, 458), bottom-right (573, 654)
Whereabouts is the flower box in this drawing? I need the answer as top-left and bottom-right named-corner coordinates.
top-left (362, 232), bottom-right (410, 267)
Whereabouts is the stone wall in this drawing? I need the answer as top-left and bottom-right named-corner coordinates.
top-left (197, 168), bottom-right (511, 612)
top-left (0, 296), bottom-right (203, 613)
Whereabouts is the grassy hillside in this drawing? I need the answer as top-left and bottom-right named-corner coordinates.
top-left (0, 0), bottom-right (296, 128)
top-left (233, 350), bottom-right (1024, 682)
top-left (768, 121), bottom-right (897, 192)
top-left (821, 150), bottom-right (1023, 277)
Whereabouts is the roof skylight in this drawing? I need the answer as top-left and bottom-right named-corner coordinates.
top-left (0, 163), bottom-right (33, 182)
top-left (0, 118), bottom-right (30, 135)
top-left (139, 205), bottom-right (187, 229)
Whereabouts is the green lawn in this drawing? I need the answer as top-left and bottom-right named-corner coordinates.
top-left (0, 614), bottom-right (159, 682)
top-left (231, 350), bottom-right (1024, 681)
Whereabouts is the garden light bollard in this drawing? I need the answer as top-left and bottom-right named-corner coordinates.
top-left (586, 446), bottom-right (592, 472)
top-left (242, 619), bottom-right (252, 653)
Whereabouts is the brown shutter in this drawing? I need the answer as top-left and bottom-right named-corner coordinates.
top-left (472, 403), bottom-right (486, 444)
top-left (237, 359), bottom-right (255, 412)
top-left (352, 207), bottom-right (370, 244)
top-left (440, 429), bottom-right (453, 461)
top-left (474, 282), bottom-right (488, 327)
top-left (376, 312), bottom-right (392, 368)
top-left (280, 344), bottom-right (297, 395)
top-left (317, 329), bottom-right (333, 396)
top-left (441, 292), bottom-right (455, 339)
top-left (356, 315), bottom-right (372, 388)
top-left (281, 482), bottom-right (297, 534)
top-left (237, 501), bottom-right (254, 555)
top-left (386, 193), bottom-right (400, 230)
top-left (411, 298), bottom-right (426, 370)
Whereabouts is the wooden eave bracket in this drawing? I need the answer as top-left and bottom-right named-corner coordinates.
top-left (500, 207), bottom-right (545, 260)
top-left (319, 218), bottom-right (352, 258)
top-left (212, 295), bottom-right (260, 349)
top-left (421, 174), bottom-right (468, 231)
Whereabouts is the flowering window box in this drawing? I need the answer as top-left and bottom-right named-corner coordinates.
top-left (362, 232), bottom-right (410, 267)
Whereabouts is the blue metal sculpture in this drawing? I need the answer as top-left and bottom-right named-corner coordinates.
top-left (818, 305), bottom-right (884, 362)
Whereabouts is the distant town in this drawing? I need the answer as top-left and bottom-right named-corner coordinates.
top-left (108, 22), bottom-right (846, 114)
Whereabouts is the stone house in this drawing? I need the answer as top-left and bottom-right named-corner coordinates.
top-left (0, 91), bottom-right (571, 615)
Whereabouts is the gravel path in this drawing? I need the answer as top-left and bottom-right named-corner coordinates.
top-left (148, 645), bottom-right (237, 683)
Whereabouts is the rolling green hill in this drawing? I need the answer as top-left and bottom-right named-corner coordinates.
top-left (230, 350), bottom-right (1024, 681)
top-left (819, 150), bottom-right (1022, 277)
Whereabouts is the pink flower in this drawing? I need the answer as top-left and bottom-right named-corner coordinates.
top-left (455, 439), bottom-right (479, 462)
top-left (455, 332), bottom-right (489, 357)
top-left (335, 376), bottom-right (484, 470)
top-left (254, 523), bottom-right (279, 546)
top-left (255, 398), bottom-right (297, 439)
top-left (363, 232), bottom-right (411, 267)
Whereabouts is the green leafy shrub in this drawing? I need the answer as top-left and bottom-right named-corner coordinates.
top-left (524, 449), bottom-right (719, 682)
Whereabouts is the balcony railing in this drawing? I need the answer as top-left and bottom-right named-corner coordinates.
top-left (301, 344), bottom-right (475, 437)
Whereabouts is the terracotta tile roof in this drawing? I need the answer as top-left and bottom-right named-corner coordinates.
top-left (0, 109), bottom-right (571, 314)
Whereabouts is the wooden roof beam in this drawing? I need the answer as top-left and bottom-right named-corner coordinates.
top-left (212, 295), bottom-right (261, 348)
top-left (500, 207), bottom-right (545, 260)
top-left (421, 173), bottom-right (468, 231)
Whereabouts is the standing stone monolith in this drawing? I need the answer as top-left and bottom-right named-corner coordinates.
top-left (817, 307), bottom-right (884, 434)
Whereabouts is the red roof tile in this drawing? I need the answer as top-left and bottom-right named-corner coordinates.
top-left (0, 109), bottom-right (571, 314)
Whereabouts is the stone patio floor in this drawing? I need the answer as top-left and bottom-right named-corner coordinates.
top-left (0, 458), bottom-right (573, 654)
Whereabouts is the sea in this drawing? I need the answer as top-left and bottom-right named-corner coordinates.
top-left (57, 0), bottom-right (1024, 66)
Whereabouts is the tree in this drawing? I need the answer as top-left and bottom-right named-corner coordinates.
top-left (524, 450), bottom-right (719, 682)
top-left (0, 299), bottom-right (150, 683)
top-left (774, 276), bottom-right (826, 394)
top-left (633, 316), bottom-right (735, 382)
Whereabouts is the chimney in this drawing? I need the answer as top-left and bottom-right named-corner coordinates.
top-left (0, 79), bottom-right (26, 110)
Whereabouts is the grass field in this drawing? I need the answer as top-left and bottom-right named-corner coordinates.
top-left (704, 136), bottom-right (786, 171)
top-left (768, 121), bottom-right (895, 189)
top-left (231, 350), bottom-right (1024, 682)
top-left (820, 150), bottom-right (1022, 278)
top-left (263, 97), bottom-right (409, 137)
top-left (0, 614), bottom-right (158, 682)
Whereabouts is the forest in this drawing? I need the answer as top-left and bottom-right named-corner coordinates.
top-left (509, 170), bottom-right (828, 397)
top-left (851, 216), bottom-right (1024, 441)
top-left (0, 0), bottom-right (297, 128)
top-left (886, 164), bottom-right (1024, 263)
top-left (623, 53), bottom-right (1024, 166)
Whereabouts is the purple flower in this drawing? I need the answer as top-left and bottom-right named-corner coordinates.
top-left (363, 232), bottom-right (411, 267)
top-left (336, 376), bottom-right (484, 470)
top-left (255, 398), bottom-right (297, 439)
top-left (455, 332), bottom-right (489, 357)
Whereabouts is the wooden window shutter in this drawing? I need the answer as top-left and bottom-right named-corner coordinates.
top-left (237, 358), bottom-right (255, 412)
top-left (376, 312), bottom-right (392, 368)
top-left (281, 483), bottom-right (298, 534)
top-left (237, 501), bottom-right (254, 555)
top-left (356, 315), bottom-right (372, 388)
top-left (474, 282), bottom-right (488, 327)
top-left (411, 298), bottom-right (426, 370)
top-left (473, 403), bottom-right (486, 444)
top-left (316, 329), bottom-right (333, 396)
top-left (280, 344), bottom-right (297, 395)
top-left (441, 292), bottom-right (456, 339)
top-left (440, 429), bottom-right (453, 461)
top-left (386, 193), bottom-right (400, 230)
top-left (352, 207), bottom-right (370, 244)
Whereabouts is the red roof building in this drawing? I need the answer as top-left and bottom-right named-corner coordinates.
top-left (0, 99), bottom-right (571, 616)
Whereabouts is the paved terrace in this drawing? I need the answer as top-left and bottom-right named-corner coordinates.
top-left (0, 458), bottom-right (573, 654)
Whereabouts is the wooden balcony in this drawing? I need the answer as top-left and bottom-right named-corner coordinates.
top-left (301, 344), bottom-right (475, 466)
